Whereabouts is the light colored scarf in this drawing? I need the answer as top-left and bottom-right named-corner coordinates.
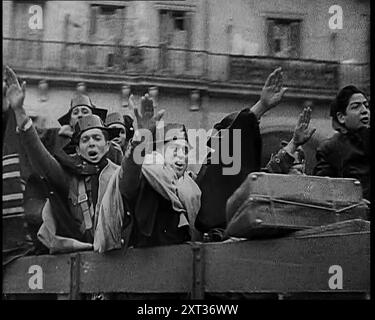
top-left (94, 167), bottom-right (125, 253)
top-left (142, 152), bottom-right (201, 229)
top-left (93, 153), bottom-right (201, 253)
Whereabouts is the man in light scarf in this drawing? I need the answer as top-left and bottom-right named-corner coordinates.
top-left (94, 95), bottom-right (201, 252)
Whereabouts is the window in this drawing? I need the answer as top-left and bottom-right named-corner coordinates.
top-left (267, 18), bottom-right (301, 58)
top-left (160, 10), bottom-right (189, 36)
top-left (173, 12), bottom-right (186, 31)
top-left (107, 53), bottom-right (114, 67)
top-left (87, 4), bottom-right (126, 70)
top-left (89, 4), bottom-right (125, 41)
top-left (99, 5), bottom-right (118, 15)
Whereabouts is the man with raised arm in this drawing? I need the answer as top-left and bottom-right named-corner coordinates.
top-left (195, 67), bottom-right (288, 240)
top-left (5, 66), bottom-right (124, 253)
top-left (95, 95), bottom-right (201, 251)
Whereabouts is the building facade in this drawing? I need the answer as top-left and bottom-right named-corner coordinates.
top-left (2, 0), bottom-right (370, 172)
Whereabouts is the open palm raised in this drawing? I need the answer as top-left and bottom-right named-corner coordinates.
top-left (5, 66), bottom-right (26, 111)
top-left (133, 94), bottom-right (165, 132)
top-left (292, 107), bottom-right (316, 146)
top-left (260, 67), bottom-right (288, 111)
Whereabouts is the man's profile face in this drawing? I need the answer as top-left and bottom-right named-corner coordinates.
top-left (337, 93), bottom-right (370, 131)
top-left (76, 128), bottom-right (110, 163)
top-left (69, 105), bottom-right (93, 127)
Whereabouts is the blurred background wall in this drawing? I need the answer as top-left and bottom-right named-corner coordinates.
top-left (3, 0), bottom-right (370, 172)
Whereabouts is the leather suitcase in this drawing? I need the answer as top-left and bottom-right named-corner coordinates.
top-left (226, 172), bottom-right (364, 224)
top-left (225, 197), bottom-right (369, 239)
top-left (225, 172), bottom-right (369, 239)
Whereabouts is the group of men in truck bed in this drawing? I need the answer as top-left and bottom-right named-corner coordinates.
top-left (2, 65), bottom-right (370, 259)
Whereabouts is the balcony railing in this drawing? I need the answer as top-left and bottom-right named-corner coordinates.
top-left (3, 37), bottom-right (370, 94)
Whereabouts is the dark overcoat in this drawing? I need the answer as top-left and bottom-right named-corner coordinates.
top-left (313, 125), bottom-right (370, 200)
top-left (194, 108), bottom-right (262, 233)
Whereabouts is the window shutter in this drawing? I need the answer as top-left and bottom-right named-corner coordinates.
top-left (159, 10), bottom-right (169, 69)
top-left (89, 6), bottom-right (98, 37)
top-left (185, 12), bottom-right (192, 70)
top-left (116, 8), bottom-right (125, 42)
top-left (266, 19), bottom-right (275, 56)
top-left (290, 21), bottom-right (301, 58)
top-left (87, 6), bottom-right (99, 66)
top-left (159, 11), bottom-right (169, 44)
top-left (61, 14), bottom-right (70, 68)
top-left (186, 13), bottom-right (192, 49)
top-left (63, 14), bottom-right (70, 42)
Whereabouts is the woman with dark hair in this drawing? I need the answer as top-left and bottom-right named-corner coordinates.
top-left (313, 85), bottom-right (370, 200)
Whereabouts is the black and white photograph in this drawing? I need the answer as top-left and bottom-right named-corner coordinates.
top-left (2, 0), bottom-right (370, 304)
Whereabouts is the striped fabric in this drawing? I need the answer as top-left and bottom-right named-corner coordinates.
top-left (2, 111), bottom-right (26, 219)
top-left (3, 154), bottom-right (24, 218)
top-left (3, 110), bottom-right (38, 263)
top-left (3, 154), bottom-right (20, 166)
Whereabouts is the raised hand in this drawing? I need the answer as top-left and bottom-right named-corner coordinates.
top-left (133, 94), bottom-right (164, 132)
top-left (292, 107), bottom-right (316, 146)
top-left (5, 66), bottom-right (26, 111)
top-left (260, 67), bottom-right (287, 111)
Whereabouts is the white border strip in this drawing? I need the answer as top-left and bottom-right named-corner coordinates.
top-left (3, 171), bottom-right (21, 179)
top-left (3, 193), bottom-right (24, 202)
top-left (3, 153), bottom-right (19, 160)
top-left (3, 157), bottom-right (20, 166)
top-left (3, 209), bottom-right (25, 216)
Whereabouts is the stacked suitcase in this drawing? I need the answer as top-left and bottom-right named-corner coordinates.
top-left (225, 172), bottom-right (370, 239)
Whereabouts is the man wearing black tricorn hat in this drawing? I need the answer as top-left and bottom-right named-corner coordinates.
top-left (58, 93), bottom-right (107, 128)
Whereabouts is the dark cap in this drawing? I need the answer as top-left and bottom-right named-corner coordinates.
top-left (63, 115), bottom-right (121, 153)
top-left (105, 112), bottom-right (135, 140)
top-left (155, 123), bottom-right (192, 148)
top-left (105, 112), bottom-right (124, 127)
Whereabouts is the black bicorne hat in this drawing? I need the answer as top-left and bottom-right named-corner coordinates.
top-left (58, 93), bottom-right (108, 126)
